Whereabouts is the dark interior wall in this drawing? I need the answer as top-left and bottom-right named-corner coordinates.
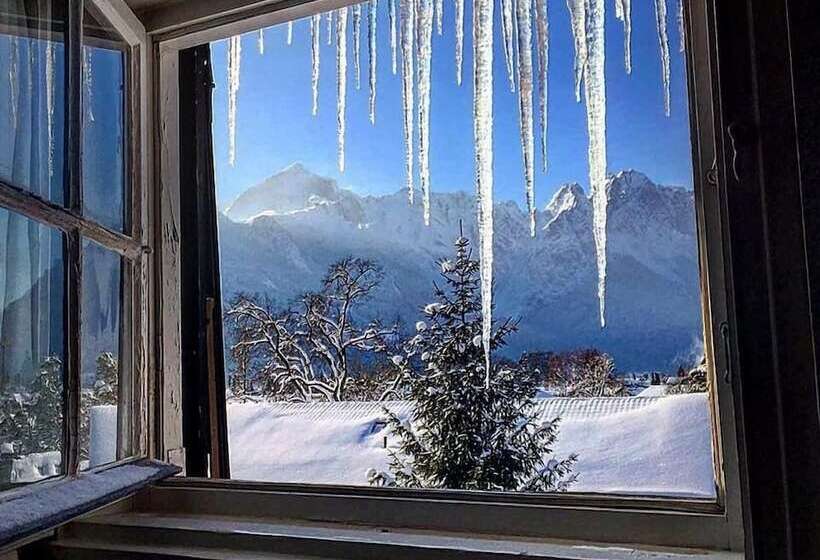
top-left (716, 0), bottom-right (820, 557)
top-left (788, 6), bottom-right (820, 554)
top-left (789, 0), bottom-right (820, 404)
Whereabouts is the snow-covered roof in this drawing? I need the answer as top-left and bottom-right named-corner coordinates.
top-left (637, 384), bottom-right (670, 397)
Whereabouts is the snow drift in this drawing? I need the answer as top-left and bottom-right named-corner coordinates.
top-left (226, 394), bottom-right (715, 498)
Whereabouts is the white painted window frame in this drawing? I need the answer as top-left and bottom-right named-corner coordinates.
top-left (150, 0), bottom-right (745, 551)
top-left (0, 0), bottom-right (152, 477)
top-left (90, 0), bottom-right (153, 464)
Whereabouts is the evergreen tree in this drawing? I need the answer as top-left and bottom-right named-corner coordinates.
top-left (28, 357), bottom-right (64, 454)
top-left (0, 358), bottom-right (63, 457)
top-left (381, 233), bottom-right (577, 492)
top-left (91, 353), bottom-right (119, 405)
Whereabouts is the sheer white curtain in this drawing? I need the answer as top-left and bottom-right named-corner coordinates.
top-left (0, 0), bottom-right (63, 391)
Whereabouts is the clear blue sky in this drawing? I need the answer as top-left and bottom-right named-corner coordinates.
top-left (210, 0), bottom-right (691, 209)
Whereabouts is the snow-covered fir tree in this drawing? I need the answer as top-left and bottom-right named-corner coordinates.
top-left (377, 232), bottom-right (577, 492)
top-left (0, 353), bottom-right (120, 462)
top-left (90, 353), bottom-right (118, 405)
top-left (0, 358), bottom-right (63, 458)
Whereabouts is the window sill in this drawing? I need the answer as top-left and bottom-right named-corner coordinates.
top-left (137, 478), bottom-right (742, 552)
top-left (54, 509), bottom-right (743, 559)
top-left (0, 458), bottom-right (180, 553)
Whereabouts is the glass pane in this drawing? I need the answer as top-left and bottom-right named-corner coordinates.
top-left (214, 2), bottom-right (715, 498)
top-left (80, 239), bottom-right (124, 469)
top-left (82, 6), bottom-right (128, 232)
top-left (0, 0), bottom-right (66, 204)
top-left (0, 207), bottom-right (65, 489)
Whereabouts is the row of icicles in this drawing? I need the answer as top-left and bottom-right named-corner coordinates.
top-left (224, 0), bottom-right (686, 384)
top-left (6, 40), bottom-right (99, 180)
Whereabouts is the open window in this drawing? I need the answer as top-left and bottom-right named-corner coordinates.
top-left (0, 0), bottom-right (151, 492)
top-left (159, 0), bottom-right (744, 551)
top-left (207, 0), bottom-right (719, 499)
top-left (0, 0), bottom-right (815, 556)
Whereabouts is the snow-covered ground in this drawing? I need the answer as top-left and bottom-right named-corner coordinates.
top-left (227, 393), bottom-right (715, 498)
top-left (10, 394), bottom-right (712, 498)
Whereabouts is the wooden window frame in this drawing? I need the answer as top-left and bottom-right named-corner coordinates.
top-left (0, 0), bottom-right (151, 481)
top-left (153, 0), bottom-right (745, 551)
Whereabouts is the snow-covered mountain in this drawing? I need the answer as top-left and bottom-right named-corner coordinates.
top-left (219, 163), bottom-right (702, 371)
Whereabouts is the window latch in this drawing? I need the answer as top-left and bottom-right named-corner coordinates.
top-left (727, 121), bottom-right (755, 183)
top-left (719, 321), bottom-right (733, 385)
top-left (705, 159), bottom-right (718, 187)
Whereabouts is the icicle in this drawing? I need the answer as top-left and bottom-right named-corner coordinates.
top-left (582, 0), bottom-right (608, 327)
top-left (678, 0), bottom-right (685, 53)
top-left (336, 7), bottom-right (349, 173)
top-left (83, 46), bottom-right (94, 123)
top-left (566, 0), bottom-right (587, 102)
top-left (455, 0), bottom-right (464, 85)
top-left (654, 0), bottom-right (671, 116)
top-left (287, 21), bottom-right (293, 45)
top-left (614, 0), bottom-right (631, 73)
top-left (473, 0), bottom-right (494, 386)
top-left (501, 0), bottom-right (516, 92)
top-left (8, 37), bottom-right (18, 127)
top-left (327, 11), bottom-right (333, 45)
top-left (400, 0), bottom-right (416, 204)
top-left (353, 4), bottom-right (362, 89)
top-left (369, 0), bottom-right (378, 124)
top-left (417, 0), bottom-right (434, 225)
top-left (390, 0), bottom-right (398, 74)
top-left (46, 42), bottom-right (55, 178)
top-left (311, 14), bottom-right (321, 116)
top-left (516, 0), bottom-right (536, 237)
top-left (435, 0), bottom-right (443, 35)
top-left (258, 29), bottom-right (265, 54)
top-left (227, 35), bottom-right (241, 167)
top-left (535, 0), bottom-right (548, 171)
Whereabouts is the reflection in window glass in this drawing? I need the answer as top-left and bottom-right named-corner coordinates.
top-left (80, 239), bottom-right (123, 469)
top-left (214, 2), bottom-right (715, 497)
top-left (0, 0), bottom-right (65, 204)
top-left (82, 6), bottom-right (127, 232)
top-left (0, 208), bottom-right (64, 489)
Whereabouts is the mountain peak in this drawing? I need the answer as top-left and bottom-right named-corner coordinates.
top-left (607, 170), bottom-right (658, 198)
top-left (277, 161), bottom-right (309, 176)
top-left (546, 182), bottom-right (588, 217)
top-left (226, 163), bottom-right (340, 222)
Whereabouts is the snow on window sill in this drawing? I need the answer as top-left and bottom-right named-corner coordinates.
top-left (0, 459), bottom-right (180, 552)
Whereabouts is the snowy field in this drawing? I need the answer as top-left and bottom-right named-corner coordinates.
top-left (10, 394), bottom-right (714, 498)
top-left (227, 393), bottom-right (716, 498)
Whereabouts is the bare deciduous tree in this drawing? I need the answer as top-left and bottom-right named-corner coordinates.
top-left (226, 258), bottom-right (398, 401)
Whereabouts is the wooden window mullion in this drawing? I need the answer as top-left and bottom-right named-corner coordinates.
top-left (0, 179), bottom-right (143, 258)
top-left (63, 0), bottom-right (84, 477)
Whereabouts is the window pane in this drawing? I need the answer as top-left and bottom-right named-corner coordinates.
top-left (0, 207), bottom-right (64, 489)
top-left (0, 1), bottom-right (65, 204)
top-left (213, 2), bottom-right (716, 498)
top-left (80, 239), bottom-right (124, 469)
top-left (82, 6), bottom-right (128, 232)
